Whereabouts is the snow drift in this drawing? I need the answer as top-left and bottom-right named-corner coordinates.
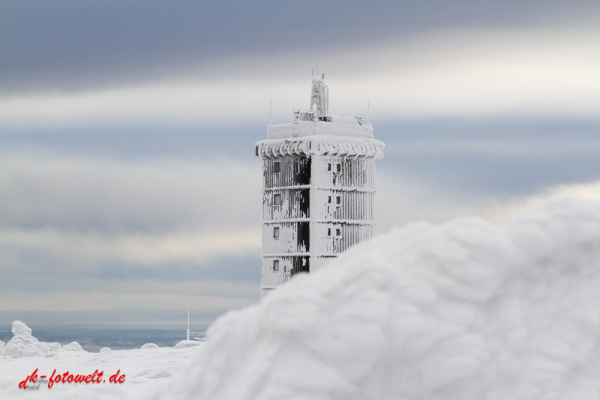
top-left (164, 197), bottom-right (600, 400)
top-left (0, 320), bottom-right (83, 358)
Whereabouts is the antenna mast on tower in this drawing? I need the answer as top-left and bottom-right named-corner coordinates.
top-left (310, 75), bottom-right (329, 119)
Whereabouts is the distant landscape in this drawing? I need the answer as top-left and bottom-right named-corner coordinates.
top-left (0, 325), bottom-right (194, 352)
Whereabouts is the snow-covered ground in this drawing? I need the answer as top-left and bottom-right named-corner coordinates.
top-left (2, 196), bottom-right (600, 400)
top-left (0, 321), bottom-right (204, 399)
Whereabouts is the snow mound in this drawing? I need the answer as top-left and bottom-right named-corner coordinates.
top-left (141, 343), bottom-right (160, 350)
top-left (0, 321), bottom-right (87, 358)
top-left (164, 197), bottom-right (600, 400)
top-left (0, 321), bottom-right (62, 358)
top-left (60, 341), bottom-right (84, 352)
top-left (11, 320), bottom-right (32, 337)
top-left (99, 347), bottom-right (112, 353)
top-left (174, 340), bottom-right (204, 349)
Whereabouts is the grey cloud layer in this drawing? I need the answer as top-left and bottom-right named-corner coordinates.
top-left (0, 156), bottom-right (262, 314)
top-left (1, 0), bottom-right (598, 95)
top-left (0, 156), bottom-right (260, 232)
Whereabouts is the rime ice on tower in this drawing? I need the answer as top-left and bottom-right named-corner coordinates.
top-left (256, 76), bottom-right (384, 297)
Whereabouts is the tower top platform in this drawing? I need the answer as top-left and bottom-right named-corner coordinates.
top-left (267, 115), bottom-right (373, 140)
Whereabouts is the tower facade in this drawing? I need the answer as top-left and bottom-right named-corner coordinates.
top-left (256, 77), bottom-right (384, 297)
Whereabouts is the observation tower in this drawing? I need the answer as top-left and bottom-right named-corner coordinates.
top-left (255, 76), bottom-right (384, 297)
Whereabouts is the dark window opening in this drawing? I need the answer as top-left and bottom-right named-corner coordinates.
top-left (336, 196), bottom-right (341, 205)
top-left (274, 161), bottom-right (281, 173)
top-left (298, 157), bottom-right (311, 185)
top-left (297, 221), bottom-right (310, 252)
top-left (292, 256), bottom-right (310, 275)
top-left (336, 228), bottom-right (341, 236)
top-left (274, 194), bottom-right (282, 206)
top-left (327, 196), bottom-right (332, 204)
top-left (273, 260), bottom-right (279, 272)
top-left (273, 227), bottom-right (280, 238)
top-left (336, 163), bottom-right (341, 173)
top-left (327, 228), bottom-right (331, 236)
top-left (327, 163), bottom-right (332, 171)
top-left (299, 188), bottom-right (310, 218)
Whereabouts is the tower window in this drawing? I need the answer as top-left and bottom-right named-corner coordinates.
top-left (336, 196), bottom-right (341, 205)
top-left (336, 228), bottom-right (341, 236)
top-left (327, 163), bottom-right (332, 171)
top-left (273, 194), bottom-right (282, 206)
top-left (336, 163), bottom-right (341, 173)
top-left (327, 196), bottom-right (332, 204)
top-left (327, 228), bottom-right (331, 236)
top-left (273, 226), bottom-right (280, 238)
top-left (273, 260), bottom-right (279, 272)
top-left (274, 162), bottom-right (281, 173)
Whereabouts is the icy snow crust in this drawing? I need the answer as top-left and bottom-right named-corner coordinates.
top-left (256, 134), bottom-right (384, 159)
top-left (165, 197), bottom-right (600, 400)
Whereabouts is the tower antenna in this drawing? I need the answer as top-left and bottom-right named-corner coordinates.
top-left (310, 73), bottom-right (329, 117)
top-left (187, 310), bottom-right (190, 341)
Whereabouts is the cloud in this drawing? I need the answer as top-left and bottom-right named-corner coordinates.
top-left (483, 180), bottom-right (600, 222)
top-left (0, 291), bottom-right (257, 312)
top-left (328, 28), bottom-right (600, 119)
top-left (385, 136), bottom-right (600, 158)
top-left (377, 170), bottom-right (600, 232)
top-left (3, 27), bottom-right (600, 131)
top-left (3, 0), bottom-right (598, 96)
top-left (0, 155), bottom-right (261, 232)
top-left (0, 228), bottom-right (259, 268)
top-left (0, 155), bottom-right (262, 311)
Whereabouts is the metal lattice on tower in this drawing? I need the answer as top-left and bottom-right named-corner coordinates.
top-left (255, 76), bottom-right (385, 297)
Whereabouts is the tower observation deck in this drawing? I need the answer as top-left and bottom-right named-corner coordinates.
top-left (255, 76), bottom-right (385, 297)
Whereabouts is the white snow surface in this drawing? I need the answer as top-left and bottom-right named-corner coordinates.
top-left (162, 196), bottom-right (600, 400)
top-left (267, 116), bottom-right (373, 140)
top-left (0, 321), bottom-right (204, 399)
top-left (174, 339), bottom-right (205, 349)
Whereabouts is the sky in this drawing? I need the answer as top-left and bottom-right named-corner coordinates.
top-left (1, 0), bottom-right (599, 330)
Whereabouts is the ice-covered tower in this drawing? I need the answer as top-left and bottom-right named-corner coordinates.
top-left (255, 77), bottom-right (384, 297)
